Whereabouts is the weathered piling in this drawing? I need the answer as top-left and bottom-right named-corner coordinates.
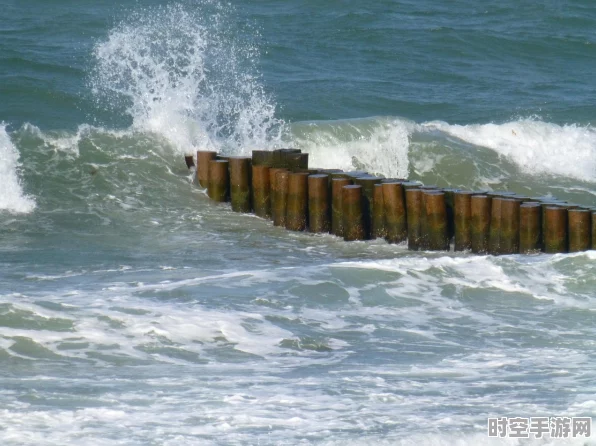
top-left (252, 150), bottom-right (275, 167)
top-left (252, 165), bottom-right (271, 218)
top-left (471, 195), bottom-right (491, 254)
top-left (353, 176), bottom-right (382, 239)
top-left (425, 191), bottom-right (449, 250)
top-left (269, 167), bottom-right (287, 220)
top-left (519, 202), bottom-right (541, 254)
top-left (331, 178), bottom-right (352, 237)
top-left (185, 155), bottom-right (195, 169)
top-left (286, 172), bottom-right (309, 231)
top-left (273, 170), bottom-right (289, 227)
top-left (544, 206), bottom-right (568, 253)
top-left (308, 174), bottom-right (330, 233)
top-left (229, 156), bottom-right (252, 212)
top-left (382, 182), bottom-right (407, 244)
top-left (489, 197), bottom-right (504, 255)
top-left (540, 201), bottom-right (564, 245)
top-left (568, 209), bottom-right (591, 252)
top-left (372, 184), bottom-right (386, 239)
top-left (207, 159), bottom-right (229, 202)
top-left (406, 188), bottom-right (423, 250)
top-left (197, 150), bottom-right (217, 188)
top-left (420, 189), bottom-right (440, 250)
top-left (342, 185), bottom-right (366, 241)
top-left (454, 191), bottom-right (473, 251)
top-left (500, 198), bottom-right (521, 254)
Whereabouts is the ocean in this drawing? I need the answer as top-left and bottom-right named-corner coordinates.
top-left (1, 0), bottom-right (595, 444)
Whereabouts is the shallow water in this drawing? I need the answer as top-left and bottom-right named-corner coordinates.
top-left (1, 0), bottom-right (595, 444)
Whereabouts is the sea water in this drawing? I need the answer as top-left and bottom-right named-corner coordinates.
top-left (0, 1), bottom-right (595, 444)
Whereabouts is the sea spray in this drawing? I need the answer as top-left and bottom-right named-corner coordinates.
top-left (0, 124), bottom-right (35, 214)
top-left (90, 2), bottom-right (284, 155)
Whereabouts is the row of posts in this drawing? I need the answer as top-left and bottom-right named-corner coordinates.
top-left (185, 150), bottom-right (596, 254)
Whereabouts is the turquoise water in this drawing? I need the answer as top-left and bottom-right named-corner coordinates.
top-left (1, 1), bottom-right (596, 444)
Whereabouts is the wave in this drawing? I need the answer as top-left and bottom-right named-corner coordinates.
top-left (423, 119), bottom-right (596, 183)
top-left (0, 124), bottom-right (35, 214)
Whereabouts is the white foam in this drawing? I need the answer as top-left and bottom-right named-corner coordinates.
top-left (290, 117), bottom-right (412, 178)
top-left (0, 124), bottom-right (35, 214)
top-left (422, 118), bottom-right (596, 182)
top-left (91, 3), bottom-right (284, 156)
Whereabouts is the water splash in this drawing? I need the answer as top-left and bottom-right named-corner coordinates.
top-left (90, 2), bottom-right (284, 155)
top-left (0, 124), bottom-right (35, 214)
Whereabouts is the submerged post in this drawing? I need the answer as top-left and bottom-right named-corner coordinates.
top-left (342, 185), bottom-right (366, 241)
top-left (229, 156), bottom-right (252, 212)
top-left (184, 155), bottom-right (195, 169)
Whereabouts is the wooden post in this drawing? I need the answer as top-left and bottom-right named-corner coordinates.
top-left (425, 191), bottom-right (449, 251)
top-left (229, 156), bottom-right (252, 212)
top-left (382, 182), bottom-right (407, 244)
top-left (406, 188), bottom-right (423, 250)
top-left (252, 165), bottom-right (271, 218)
top-left (273, 171), bottom-right (289, 227)
top-left (544, 206), bottom-right (568, 253)
top-left (500, 198), bottom-right (521, 254)
top-left (342, 185), bottom-right (366, 241)
top-left (286, 172), bottom-right (309, 231)
top-left (207, 160), bottom-right (229, 202)
top-left (352, 176), bottom-right (382, 239)
top-left (372, 184), bottom-right (386, 239)
top-left (454, 191), bottom-right (473, 251)
top-left (308, 174), bottom-right (330, 233)
top-left (197, 150), bottom-right (217, 188)
top-left (331, 178), bottom-right (351, 237)
top-left (471, 195), bottom-right (491, 254)
top-left (519, 202), bottom-right (541, 254)
top-left (568, 209), bottom-right (591, 252)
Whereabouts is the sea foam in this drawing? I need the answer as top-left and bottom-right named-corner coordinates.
top-left (0, 124), bottom-right (35, 214)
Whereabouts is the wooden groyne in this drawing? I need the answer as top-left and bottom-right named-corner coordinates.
top-left (188, 149), bottom-right (596, 254)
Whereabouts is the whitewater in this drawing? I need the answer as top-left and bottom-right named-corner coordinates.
top-left (0, 1), bottom-right (595, 445)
